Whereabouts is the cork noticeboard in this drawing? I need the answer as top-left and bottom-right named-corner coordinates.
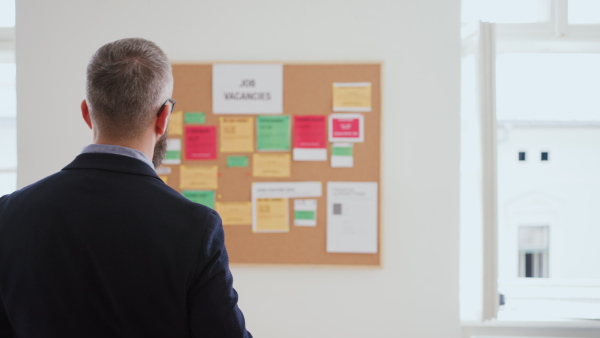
top-left (164, 63), bottom-right (381, 266)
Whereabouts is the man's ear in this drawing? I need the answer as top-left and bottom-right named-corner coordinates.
top-left (81, 100), bottom-right (93, 129)
top-left (155, 103), bottom-right (171, 136)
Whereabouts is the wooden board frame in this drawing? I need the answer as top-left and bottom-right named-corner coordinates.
top-left (164, 63), bottom-right (382, 266)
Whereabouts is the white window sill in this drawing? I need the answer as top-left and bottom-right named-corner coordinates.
top-left (462, 320), bottom-right (600, 338)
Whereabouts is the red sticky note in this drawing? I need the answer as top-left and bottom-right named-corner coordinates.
top-left (332, 119), bottom-right (359, 137)
top-left (293, 115), bottom-right (327, 149)
top-left (329, 114), bottom-right (364, 142)
top-left (185, 125), bottom-right (217, 160)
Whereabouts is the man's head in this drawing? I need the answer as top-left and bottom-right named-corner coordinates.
top-left (83, 38), bottom-right (174, 167)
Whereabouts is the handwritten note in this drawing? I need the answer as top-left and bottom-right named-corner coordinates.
top-left (185, 125), bottom-right (217, 160)
top-left (293, 115), bottom-right (327, 161)
top-left (168, 111), bottom-right (184, 135)
top-left (220, 117), bottom-right (254, 153)
top-left (182, 190), bottom-right (215, 209)
top-left (257, 115), bottom-right (290, 151)
top-left (216, 202), bottom-right (252, 226)
top-left (253, 153), bottom-right (291, 177)
top-left (333, 82), bottom-right (372, 112)
top-left (253, 198), bottom-right (289, 233)
top-left (180, 165), bottom-right (218, 190)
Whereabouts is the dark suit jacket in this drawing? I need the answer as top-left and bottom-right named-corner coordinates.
top-left (0, 153), bottom-right (252, 338)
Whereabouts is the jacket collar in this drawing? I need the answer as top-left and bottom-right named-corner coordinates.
top-left (62, 153), bottom-right (160, 179)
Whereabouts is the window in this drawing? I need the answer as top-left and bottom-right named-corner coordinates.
top-left (461, 0), bottom-right (600, 335)
top-left (0, 64), bottom-right (16, 195)
top-left (569, 0), bottom-right (600, 24)
top-left (0, 0), bottom-right (15, 196)
top-left (518, 226), bottom-right (549, 278)
top-left (497, 54), bottom-right (600, 121)
top-left (461, 0), bottom-right (542, 24)
top-left (0, 0), bottom-right (15, 27)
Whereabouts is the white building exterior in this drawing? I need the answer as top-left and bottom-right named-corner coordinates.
top-left (497, 123), bottom-right (600, 280)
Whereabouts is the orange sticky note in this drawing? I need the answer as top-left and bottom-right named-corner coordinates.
top-left (253, 198), bottom-right (289, 233)
top-left (216, 202), bottom-right (252, 226)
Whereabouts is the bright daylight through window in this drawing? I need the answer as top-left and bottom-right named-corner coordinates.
top-left (0, 0), bottom-right (16, 197)
top-left (461, 0), bottom-right (600, 329)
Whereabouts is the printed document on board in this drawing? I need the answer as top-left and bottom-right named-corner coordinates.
top-left (326, 182), bottom-right (378, 253)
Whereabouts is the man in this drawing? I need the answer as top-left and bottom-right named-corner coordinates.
top-left (0, 38), bottom-right (252, 338)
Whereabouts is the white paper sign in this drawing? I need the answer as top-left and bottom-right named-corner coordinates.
top-left (294, 199), bottom-right (317, 227)
top-left (252, 181), bottom-right (322, 199)
top-left (155, 166), bottom-right (172, 175)
top-left (327, 182), bottom-right (378, 253)
top-left (331, 143), bottom-right (353, 168)
top-left (293, 148), bottom-right (327, 161)
top-left (213, 64), bottom-right (283, 114)
top-left (162, 138), bottom-right (182, 165)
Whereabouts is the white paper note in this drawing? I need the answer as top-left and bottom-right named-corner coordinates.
top-left (155, 166), bottom-right (172, 175)
top-left (331, 143), bottom-right (353, 168)
top-left (327, 182), bottom-right (378, 253)
top-left (294, 199), bottom-right (317, 227)
top-left (162, 139), bottom-right (182, 165)
top-left (252, 181), bottom-right (322, 199)
top-left (293, 148), bottom-right (327, 161)
top-left (213, 64), bottom-right (283, 114)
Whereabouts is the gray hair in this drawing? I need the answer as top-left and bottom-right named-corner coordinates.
top-left (86, 38), bottom-right (173, 139)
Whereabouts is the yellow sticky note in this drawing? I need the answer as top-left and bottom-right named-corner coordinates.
top-left (254, 198), bottom-right (289, 233)
top-left (216, 202), bottom-right (252, 226)
top-left (332, 83), bottom-right (372, 112)
top-left (180, 165), bottom-right (218, 190)
top-left (219, 117), bottom-right (254, 153)
top-left (168, 111), bottom-right (184, 136)
top-left (158, 175), bottom-right (168, 184)
top-left (253, 153), bottom-right (291, 177)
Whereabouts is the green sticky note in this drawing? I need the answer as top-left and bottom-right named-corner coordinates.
top-left (165, 150), bottom-right (181, 160)
top-left (257, 115), bottom-right (291, 151)
top-left (182, 190), bottom-right (215, 209)
top-left (184, 112), bottom-right (206, 124)
top-left (227, 156), bottom-right (249, 167)
top-left (332, 146), bottom-right (353, 156)
top-left (295, 210), bottom-right (315, 220)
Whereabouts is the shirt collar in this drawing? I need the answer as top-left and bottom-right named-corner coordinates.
top-left (81, 144), bottom-right (155, 170)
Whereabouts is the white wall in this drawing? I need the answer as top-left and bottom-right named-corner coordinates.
top-left (16, 1), bottom-right (460, 337)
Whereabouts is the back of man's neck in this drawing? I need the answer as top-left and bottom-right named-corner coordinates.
top-left (93, 137), bottom-right (153, 163)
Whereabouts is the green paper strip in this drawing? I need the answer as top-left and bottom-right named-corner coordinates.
top-left (184, 112), bottom-right (206, 124)
top-left (332, 146), bottom-right (353, 156)
top-left (294, 210), bottom-right (316, 220)
top-left (227, 156), bottom-right (249, 167)
top-left (182, 190), bottom-right (215, 209)
top-left (257, 115), bottom-right (291, 151)
top-left (165, 150), bottom-right (181, 160)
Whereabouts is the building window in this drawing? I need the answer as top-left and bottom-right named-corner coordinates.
top-left (541, 152), bottom-right (549, 161)
top-left (518, 151), bottom-right (526, 161)
top-left (518, 226), bottom-right (549, 278)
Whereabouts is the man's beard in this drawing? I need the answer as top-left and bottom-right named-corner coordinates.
top-left (152, 132), bottom-right (168, 168)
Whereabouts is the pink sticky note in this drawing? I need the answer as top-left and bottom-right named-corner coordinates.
top-left (329, 114), bottom-right (364, 142)
top-left (185, 125), bottom-right (217, 160)
top-left (293, 115), bottom-right (327, 149)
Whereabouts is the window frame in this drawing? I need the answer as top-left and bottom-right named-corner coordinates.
top-left (0, 26), bottom-right (16, 191)
top-left (0, 27), bottom-right (15, 63)
top-left (462, 0), bottom-right (600, 336)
